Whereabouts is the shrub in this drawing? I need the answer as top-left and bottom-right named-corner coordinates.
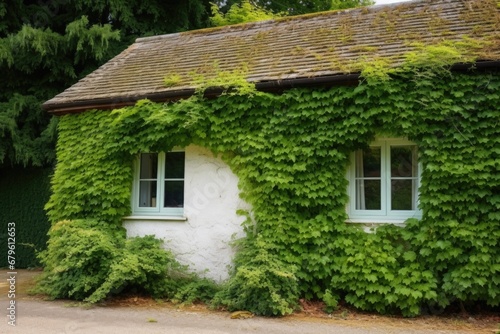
top-left (322, 289), bottom-right (340, 313)
top-left (212, 237), bottom-right (299, 316)
top-left (173, 277), bottom-right (221, 305)
top-left (35, 219), bottom-right (123, 300)
top-left (35, 219), bottom-right (182, 303)
top-left (85, 235), bottom-right (181, 303)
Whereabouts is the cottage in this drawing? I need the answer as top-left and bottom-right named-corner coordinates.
top-left (43, 0), bottom-right (500, 289)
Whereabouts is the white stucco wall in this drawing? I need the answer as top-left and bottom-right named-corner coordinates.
top-left (123, 145), bottom-right (248, 282)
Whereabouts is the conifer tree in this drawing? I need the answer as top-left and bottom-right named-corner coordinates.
top-left (0, 0), bottom-right (213, 167)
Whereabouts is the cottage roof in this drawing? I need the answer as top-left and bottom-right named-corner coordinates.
top-left (44, 0), bottom-right (500, 114)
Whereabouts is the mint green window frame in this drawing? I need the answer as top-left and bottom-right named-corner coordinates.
top-left (348, 138), bottom-right (422, 223)
top-left (132, 150), bottom-right (185, 216)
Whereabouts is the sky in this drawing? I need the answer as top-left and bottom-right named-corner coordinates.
top-left (375, 0), bottom-right (412, 4)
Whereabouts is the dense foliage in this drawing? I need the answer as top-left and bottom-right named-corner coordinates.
top-left (44, 50), bottom-right (500, 315)
top-left (35, 219), bottom-right (192, 302)
top-left (219, 0), bottom-right (374, 15)
top-left (2, 4), bottom-right (103, 166)
top-left (212, 236), bottom-right (300, 315)
top-left (330, 0), bottom-right (375, 10)
top-left (210, 0), bottom-right (279, 26)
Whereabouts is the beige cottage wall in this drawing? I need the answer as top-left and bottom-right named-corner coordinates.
top-left (123, 145), bottom-right (248, 282)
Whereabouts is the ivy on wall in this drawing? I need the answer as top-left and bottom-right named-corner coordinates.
top-left (45, 64), bottom-right (500, 315)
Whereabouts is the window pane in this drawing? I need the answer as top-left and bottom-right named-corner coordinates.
top-left (165, 152), bottom-right (185, 179)
top-left (356, 147), bottom-right (381, 178)
top-left (164, 181), bottom-right (184, 208)
top-left (356, 180), bottom-right (381, 210)
top-left (139, 181), bottom-right (157, 207)
top-left (391, 179), bottom-right (417, 210)
top-left (391, 146), bottom-right (417, 177)
top-left (140, 153), bottom-right (158, 179)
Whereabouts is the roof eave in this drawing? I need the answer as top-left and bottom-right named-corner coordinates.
top-left (43, 73), bottom-right (361, 115)
top-left (44, 60), bottom-right (500, 116)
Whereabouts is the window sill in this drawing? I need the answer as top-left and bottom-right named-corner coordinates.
top-left (346, 217), bottom-right (420, 224)
top-left (123, 215), bottom-right (187, 222)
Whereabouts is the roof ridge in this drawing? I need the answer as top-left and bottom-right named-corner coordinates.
top-left (135, 0), bottom-right (435, 44)
top-left (136, 19), bottom-right (279, 43)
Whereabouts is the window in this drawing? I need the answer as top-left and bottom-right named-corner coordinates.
top-left (132, 151), bottom-right (185, 216)
top-left (348, 138), bottom-right (421, 222)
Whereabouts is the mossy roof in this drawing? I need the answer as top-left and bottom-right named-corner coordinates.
top-left (44, 0), bottom-right (500, 114)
